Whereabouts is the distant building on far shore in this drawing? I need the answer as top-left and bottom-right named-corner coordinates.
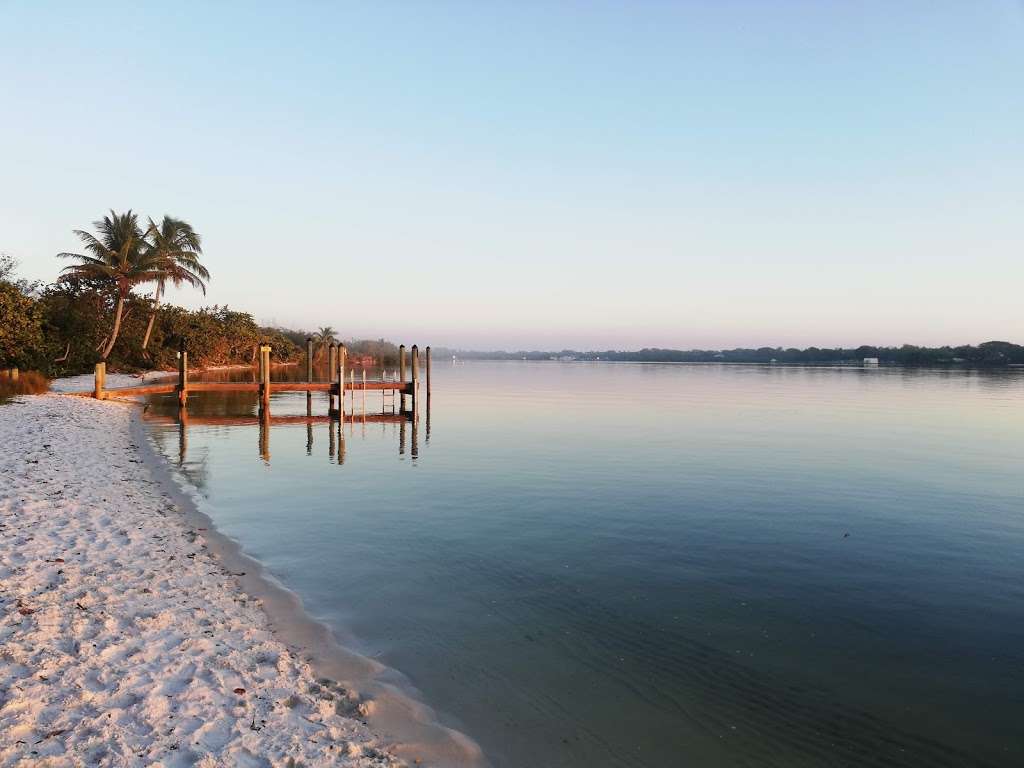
top-left (863, 357), bottom-right (880, 366)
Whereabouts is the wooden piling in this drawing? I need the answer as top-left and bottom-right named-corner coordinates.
top-left (399, 344), bottom-right (407, 412)
top-left (411, 344), bottom-right (419, 414)
top-left (257, 344), bottom-right (266, 405)
top-left (260, 348), bottom-right (268, 409)
top-left (338, 344), bottom-right (347, 421)
top-left (260, 344), bottom-right (272, 412)
top-left (177, 343), bottom-right (189, 406)
top-left (306, 337), bottom-right (314, 413)
top-left (10, 367), bottom-right (18, 382)
top-left (328, 344), bottom-right (338, 414)
top-left (94, 362), bottom-right (106, 400)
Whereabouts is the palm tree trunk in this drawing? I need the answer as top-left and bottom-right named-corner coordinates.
top-left (141, 282), bottom-right (163, 351)
top-left (101, 293), bottom-right (126, 361)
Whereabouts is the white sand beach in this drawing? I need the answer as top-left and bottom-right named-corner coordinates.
top-left (0, 394), bottom-right (401, 767)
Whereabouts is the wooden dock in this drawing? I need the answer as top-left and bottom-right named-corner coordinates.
top-left (83, 342), bottom-right (431, 421)
top-left (93, 380), bottom-right (408, 397)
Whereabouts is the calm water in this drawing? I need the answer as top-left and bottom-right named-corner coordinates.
top-left (145, 362), bottom-right (1024, 767)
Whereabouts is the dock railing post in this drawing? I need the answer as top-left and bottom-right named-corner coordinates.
top-left (94, 362), bottom-right (105, 399)
top-left (177, 341), bottom-right (188, 406)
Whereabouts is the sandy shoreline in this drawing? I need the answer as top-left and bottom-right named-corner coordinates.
top-left (0, 394), bottom-right (407, 767)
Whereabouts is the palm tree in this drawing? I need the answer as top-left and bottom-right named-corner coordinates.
top-left (140, 216), bottom-right (209, 351)
top-left (58, 210), bottom-right (160, 361)
top-left (315, 326), bottom-right (337, 359)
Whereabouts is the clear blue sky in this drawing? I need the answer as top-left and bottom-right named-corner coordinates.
top-left (1, 1), bottom-right (1021, 350)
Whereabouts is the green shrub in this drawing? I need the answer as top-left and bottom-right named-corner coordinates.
top-left (0, 281), bottom-right (45, 369)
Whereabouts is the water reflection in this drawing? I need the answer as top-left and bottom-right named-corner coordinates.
top-left (149, 391), bottom-right (424, 468)
top-left (142, 362), bottom-right (1024, 768)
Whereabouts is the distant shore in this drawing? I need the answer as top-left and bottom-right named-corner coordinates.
top-left (440, 340), bottom-right (1024, 367)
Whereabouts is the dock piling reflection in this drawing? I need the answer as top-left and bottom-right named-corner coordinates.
top-left (158, 370), bottom-right (429, 467)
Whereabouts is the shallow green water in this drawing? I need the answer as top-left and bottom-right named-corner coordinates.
top-left (145, 362), bottom-right (1024, 767)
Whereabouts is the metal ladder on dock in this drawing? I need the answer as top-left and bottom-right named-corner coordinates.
top-left (382, 369), bottom-right (397, 414)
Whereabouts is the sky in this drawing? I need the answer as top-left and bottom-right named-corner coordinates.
top-left (1, 1), bottom-right (1022, 351)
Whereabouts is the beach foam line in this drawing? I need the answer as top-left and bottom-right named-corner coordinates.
top-left (0, 394), bottom-right (483, 767)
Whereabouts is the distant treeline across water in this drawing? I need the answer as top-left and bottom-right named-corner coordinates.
top-left (439, 341), bottom-right (1024, 366)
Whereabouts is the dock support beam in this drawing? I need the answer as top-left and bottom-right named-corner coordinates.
top-left (94, 362), bottom-right (105, 400)
top-left (177, 342), bottom-right (188, 406)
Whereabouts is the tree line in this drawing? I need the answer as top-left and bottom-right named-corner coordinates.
top-left (272, 326), bottom-right (402, 367)
top-left (0, 210), bottom-right (398, 376)
top-left (439, 342), bottom-right (1024, 366)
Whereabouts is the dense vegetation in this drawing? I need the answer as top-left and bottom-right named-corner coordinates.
top-left (0, 254), bottom-right (303, 375)
top-left (273, 326), bottom-right (401, 367)
top-left (442, 342), bottom-right (1024, 366)
top-left (0, 209), bottom-right (400, 376)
